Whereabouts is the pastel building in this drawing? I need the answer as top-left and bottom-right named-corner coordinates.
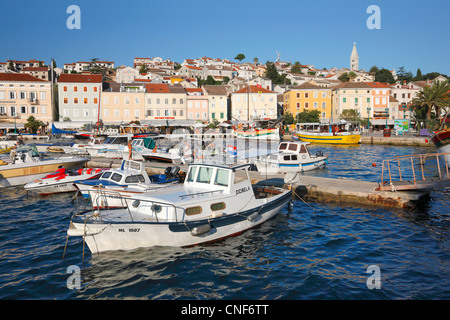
top-left (283, 82), bottom-right (333, 120)
top-left (101, 83), bottom-right (146, 124)
top-left (57, 74), bottom-right (102, 122)
top-left (144, 84), bottom-right (187, 120)
top-left (0, 73), bottom-right (53, 125)
top-left (230, 85), bottom-right (278, 121)
top-left (202, 85), bottom-right (228, 121)
top-left (186, 88), bottom-right (209, 121)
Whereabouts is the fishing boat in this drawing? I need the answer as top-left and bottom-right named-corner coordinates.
top-left (61, 136), bottom-right (105, 155)
top-left (140, 135), bottom-right (185, 163)
top-left (74, 160), bottom-right (181, 208)
top-left (24, 167), bottom-right (106, 196)
top-left (85, 134), bottom-right (133, 158)
top-left (295, 121), bottom-right (361, 144)
top-left (66, 163), bottom-right (291, 253)
top-left (235, 127), bottom-right (280, 140)
top-left (0, 145), bottom-right (88, 188)
top-left (255, 141), bottom-right (327, 174)
top-left (430, 112), bottom-right (450, 167)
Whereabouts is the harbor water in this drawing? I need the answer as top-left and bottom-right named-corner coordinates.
top-left (0, 144), bottom-right (449, 300)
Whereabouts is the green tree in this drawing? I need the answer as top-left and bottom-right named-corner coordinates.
top-left (340, 109), bottom-right (360, 121)
top-left (338, 73), bottom-right (350, 82)
top-left (397, 66), bottom-right (412, 83)
top-left (25, 116), bottom-right (44, 134)
top-left (369, 65), bottom-right (379, 74)
top-left (253, 57), bottom-right (259, 65)
top-left (411, 80), bottom-right (450, 120)
top-left (296, 110), bottom-right (320, 123)
top-left (290, 61), bottom-right (302, 74)
top-left (413, 68), bottom-right (423, 81)
top-left (348, 71), bottom-right (357, 81)
top-left (139, 65), bottom-right (147, 74)
top-left (374, 68), bottom-right (395, 84)
top-left (265, 61), bottom-right (291, 84)
top-left (283, 112), bottom-right (295, 125)
top-left (234, 54), bottom-right (245, 63)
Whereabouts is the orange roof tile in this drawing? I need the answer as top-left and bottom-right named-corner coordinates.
top-left (235, 85), bottom-right (275, 94)
top-left (58, 74), bottom-right (102, 83)
top-left (0, 72), bottom-right (49, 82)
top-left (144, 83), bottom-right (170, 93)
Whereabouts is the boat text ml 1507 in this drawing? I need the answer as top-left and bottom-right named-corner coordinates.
top-left (67, 163), bottom-right (291, 253)
top-left (255, 141), bottom-right (328, 174)
top-left (0, 145), bottom-right (88, 188)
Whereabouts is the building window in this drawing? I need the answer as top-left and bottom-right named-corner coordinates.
top-left (172, 98), bottom-right (176, 104)
top-left (74, 86), bottom-right (77, 92)
top-left (94, 87), bottom-right (98, 92)
top-left (84, 98), bottom-right (88, 104)
top-left (296, 103), bottom-right (300, 110)
top-left (305, 92), bottom-right (309, 98)
top-left (20, 106), bottom-right (27, 114)
top-left (9, 92), bottom-right (16, 99)
top-left (74, 98), bottom-right (78, 104)
top-left (135, 97), bottom-right (139, 104)
top-left (322, 102), bottom-right (326, 109)
top-left (114, 109), bottom-right (120, 117)
top-left (83, 109), bottom-right (89, 117)
top-left (104, 109), bottom-right (109, 117)
top-left (63, 86), bottom-right (67, 92)
top-left (305, 102), bottom-right (309, 108)
top-left (125, 97), bottom-right (130, 105)
top-left (84, 87), bottom-right (87, 92)
top-left (40, 92), bottom-right (46, 100)
top-left (313, 102), bottom-right (318, 108)
top-left (94, 98), bottom-right (98, 104)
top-left (64, 98), bottom-right (68, 104)
top-left (20, 92), bottom-right (26, 99)
top-left (367, 98), bottom-right (370, 103)
top-left (343, 97), bottom-right (346, 103)
top-left (313, 92), bottom-right (318, 98)
top-left (220, 112), bottom-right (224, 119)
top-left (179, 98), bottom-right (183, 104)
top-left (74, 109), bottom-right (79, 117)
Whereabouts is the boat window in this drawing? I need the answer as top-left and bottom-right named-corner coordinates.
top-left (196, 167), bottom-right (213, 184)
top-left (279, 143), bottom-right (288, 150)
top-left (300, 145), bottom-right (307, 153)
top-left (291, 155), bottom-right (298, 161)
top-left (101, 171), bottom-right (112, 179)
top-left (186, 206), bottom-right (202, 216)
top-left (214, 169), bottom-right (229, 187)
top-left (115, 137), bottom-right (129, 144)
top-left (283, 155), bottom-right (291, 161)
top-left (211, 202), bottom-right (226, 211)
top-left (288, 144), bottom-right (297, 151)
top-left (234, 168), bottom-right (248, 184)
top-left (136, 175), bottom-right (145, 182)
top-left (104, 137), bottom-right (114, 144)
top-left (111, 173), bottom-right (122, 182)
top-left (187, 166), bottom-right (197, 182)
top-left (125, 175), bottom-right (140, 183)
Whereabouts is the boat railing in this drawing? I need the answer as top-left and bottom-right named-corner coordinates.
top-left (74, 188), bottom-right (184, 223)
top-left (179, 189), bottom-right (224, 200)
top-left (376, 152), bottom-right (450, 191)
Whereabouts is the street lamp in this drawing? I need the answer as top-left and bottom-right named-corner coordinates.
top-left (401, 103), bottom-right (407, 119)
top-left (367, 107), bottom-right (371, 130)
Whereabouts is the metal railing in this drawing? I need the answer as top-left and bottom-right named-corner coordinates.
top-left (376, 152), bottom-right (450, 191)
top-left (73, 188), bottom-right (183, 223)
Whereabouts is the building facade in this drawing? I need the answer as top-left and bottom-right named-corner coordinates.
top-left (144, 84), bottom-right (187, 120)
top-left (57, 74), bottom-right (102, 122)
top-left (0, 73), bottom-right (52, 125)
top-left (101, 83), bottom-right (146, 124)
top-left (202, 85), bottom-right (228, 121)
top-left (283, 82), bottom-right (333, 120)
top-left (230, 85), bottom-right (278, 121)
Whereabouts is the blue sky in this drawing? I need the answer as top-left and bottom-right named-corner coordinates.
top-left (1, 0), bottom-right (449, 76)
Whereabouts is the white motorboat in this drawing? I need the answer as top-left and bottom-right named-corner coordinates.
top-left (140, 135), bottom-right (184, 163)
top-left (74, 160), bottom-right (181, 208)
top-left (66, 163), bottom-right (291, 253)
top-left (62, 136), bottom-right (105, 155)
top-left (24, 167), bottom-right (106, 196)
top-left (85, 134), bottom-right (133, 158)
top-left (0, 133), bottom-right (21, 149)
top-left (0, 145), bottom-right (88, 188)
top-left (255, 141), bottom-right (328, 174)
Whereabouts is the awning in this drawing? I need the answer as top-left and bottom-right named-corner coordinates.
top-left (140, 119), bottom-right (196, 127)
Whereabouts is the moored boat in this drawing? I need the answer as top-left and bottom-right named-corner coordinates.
top-left (430, 113), bottom-right (450, 167)
top-left (255, 141), bottom-right (328, 174)
top-left (295, 121), bottom-right (361, 144)
top-left (66, 163), bottom-right (291, 253)
top-left (24, 167), bottom-right (106, 196)
top-left (0, 145), bottom-right (88, 188)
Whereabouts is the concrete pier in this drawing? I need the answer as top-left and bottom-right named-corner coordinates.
top-left (85, 157), bottom-right (430, 210)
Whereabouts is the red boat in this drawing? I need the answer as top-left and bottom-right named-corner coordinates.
top-left (430, 113), bottom-right (450, 167)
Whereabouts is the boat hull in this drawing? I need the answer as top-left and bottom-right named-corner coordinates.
top-left (296, 132), bottom-right (361, 144)
top-left (69, 190), bottom-right (291, 253)
top-left (0, 158), bottom-right (88, 188)
top-left (255, 158), bottom-right (327, 174)
top-left (430, 129), bottom-right (450, 167)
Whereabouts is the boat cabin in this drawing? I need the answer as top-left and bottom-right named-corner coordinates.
top-left (102, 134), bottom-right (133, 146)
top-left (95, 160), bottom-right (151, 186)
top-left (184, 163), bottom-right (253, 198)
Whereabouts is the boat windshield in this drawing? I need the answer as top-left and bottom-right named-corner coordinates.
top-left (187, 166), bottom-right (197, 182)
top-left (279, 143), bottom-right (288, 150)
top-left (101, 171), bottom-right (112, 179)
top-left (110, 173), bottom-right (123, 182)
top-left (196, 167), bottom-right (214, 184)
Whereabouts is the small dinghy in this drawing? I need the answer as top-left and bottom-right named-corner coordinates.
top-left (66, 163), bottom-right (291, 253)
top-left (24, 167), bottom-right (106, 196)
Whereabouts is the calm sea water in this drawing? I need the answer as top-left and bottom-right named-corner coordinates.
top-left (0, 144), bottom-right (449, 300)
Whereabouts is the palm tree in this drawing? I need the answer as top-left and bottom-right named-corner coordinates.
top-left (290, 61), bottom-right (302, 74)
top-left (411, 80), bottom-right (450, 120)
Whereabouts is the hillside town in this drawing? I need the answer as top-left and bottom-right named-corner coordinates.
top-left (0, 43), bottom-right (449, 134)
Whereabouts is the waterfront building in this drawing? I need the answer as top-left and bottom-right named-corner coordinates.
top-left (230, 85), bottom-right (277, 121)
top-left (389, 82), bottom-right (421, 120)
top-left (186, 88), bottom-right (209, 122)
top-left (57, 74), bottom-right (102, 122)
top-left (101, 83), bottom-right (146, 125)
top-left (144, 84), bottom-right (187, 121)
top-left (202, 85), bottom-right (229, 122)
top-left (0, 73), bottom-right (52, 125)
top-left (283, 82), bottom-right (333, 120)
top-left (21, 66), bottom-right (51, 81)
